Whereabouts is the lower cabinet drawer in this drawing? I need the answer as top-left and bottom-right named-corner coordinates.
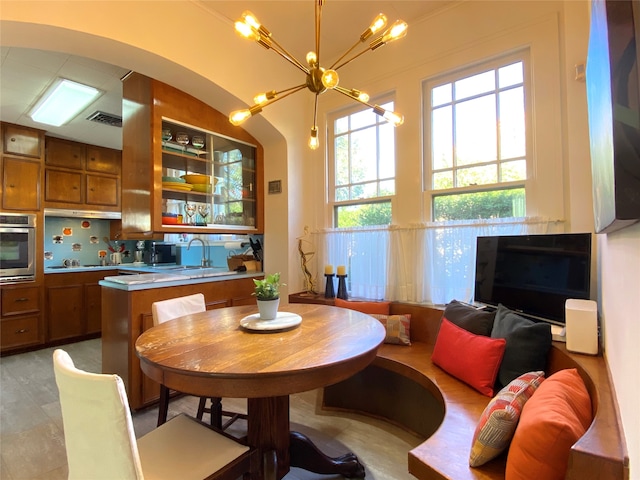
top-left (1, 287), bottom-right (40, 316)
top-left (1, 315), bottom-right (40, 349)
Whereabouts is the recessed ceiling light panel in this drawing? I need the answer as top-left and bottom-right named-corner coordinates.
top-left (30, 78), bottom-right (102, 127)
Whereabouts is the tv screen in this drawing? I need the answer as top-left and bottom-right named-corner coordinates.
top-left (474, 233), bottom-right (592, 325)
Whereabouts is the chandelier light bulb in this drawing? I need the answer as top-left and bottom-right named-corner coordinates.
top-left (306, 51), bottom-right (318, 67)
top-left (384, 110), bottom-right (404, 126)
top-left (235, 21), bottom-right (259, 41)
top-left (373, 105), bottom-right (404, 126)
top-left (382, 20), bottom-right (408, 44)
top-left (241, 11), bottom-right (266, 34)
top-left (254, 90), bottom-right (276, 105)
top-left (229, 109), bottom-right (253, 126)
top-left (321, 69), bottom-right (339, 89)
top-left (352, 89), bottom-right (369, 102)
top-left (309, 127), bottom-right (319, 150)
top-left (360, 13), bottom-right (387, 41)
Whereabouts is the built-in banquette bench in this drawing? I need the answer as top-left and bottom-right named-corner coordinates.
top-left (289, 294), bottom-right (630, 480)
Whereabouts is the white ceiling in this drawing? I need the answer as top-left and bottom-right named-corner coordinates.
top-left (0, 1), bottom-right (452, 151)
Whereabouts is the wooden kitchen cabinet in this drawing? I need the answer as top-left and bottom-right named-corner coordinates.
top-left (3, 124), bottom-right (42, 158)
top-left (45, 138), bottom-right (84, 169)
top-left (45, 269), bottom-right (117, 343)
top-left (86, 174), bottom-right (118, 206)
top-left (86, 145), bottom-right (120, 175)
top-left (2, 157), bottom-right (42, 211)
top-left (44, 137), bottom-right (121, 211)
top-left (1, 122), bottom-right (44, 212)
top-left (101, 275), bottom-right (260, 409)
top-left (46, 283), bottom-right (83, 341)
top-left (121, 73), bottom-right (264, 238)
top-left (45, 169), bottom-right (82, 204)
top-left (0, 285), bottom-right (43, 352)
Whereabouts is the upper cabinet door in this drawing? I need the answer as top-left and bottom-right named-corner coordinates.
top-left (45, 138), bottom-right (84, 169)
top-left (3, 124), bottom-right (42, 158)
top-left (86, 146), bottom-right (121, 175)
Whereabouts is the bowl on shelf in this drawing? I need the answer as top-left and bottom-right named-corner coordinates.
top-left (162, 182), bottom-right (193, 191)
top-left (181, 174), bottom-right (210, 185)
top-left (192, 184), bottom-right (212, 193)
top-left (162, 176), bottom-right (185, 183)
top-left (162, 213), bottom-right (179, 225)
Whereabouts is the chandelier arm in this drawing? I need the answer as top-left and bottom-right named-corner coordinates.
top-left (312, 93), bottom-right (319, 129)
top-left (329, 39), bottom-right (364, 70)
top-left (332, 45), bottom-right (373, 71)
top-left (259, 84), bottom-right (308, 109)
top-left (315, 0), bottom-right (322, 65)
top-left (267, 37), bottom-right (310, 73)
top-left (334, 86), bottom-right (373, 106)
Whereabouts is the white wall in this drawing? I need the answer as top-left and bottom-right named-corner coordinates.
top-left (599, 223), bottom-right (640, 476)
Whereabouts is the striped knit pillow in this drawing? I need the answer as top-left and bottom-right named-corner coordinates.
top-left (469, 370), bottom-right (545, 467)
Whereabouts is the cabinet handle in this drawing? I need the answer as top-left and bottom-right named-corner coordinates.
top-left (14, 297), bottom-right (29, 302)
top-left (10, 137), bottom-right (16, 142)
top-left (73, 186), bottom-right (79, 190)
top-left (15, 328), bottom-right (29, 334)
top-left (9, 184), bottom-right (15, 188)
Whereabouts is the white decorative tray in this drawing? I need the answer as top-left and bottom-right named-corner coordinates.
top-left (240, 312), bottom-right (302, 331)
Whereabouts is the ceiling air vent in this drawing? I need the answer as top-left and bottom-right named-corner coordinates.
top-left (86, 111), bottom-right (122, 128)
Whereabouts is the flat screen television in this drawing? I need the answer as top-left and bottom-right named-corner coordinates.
top-left (474, 233), bottom-right (592, 325)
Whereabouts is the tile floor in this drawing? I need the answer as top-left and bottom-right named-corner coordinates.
top-left (0, 339), bottom-right (421, 479)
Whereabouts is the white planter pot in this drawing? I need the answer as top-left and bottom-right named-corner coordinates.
top-left (257, 298), bottom-right (280, 320)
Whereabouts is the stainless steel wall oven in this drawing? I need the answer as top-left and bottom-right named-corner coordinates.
top-left (0, 213), bottom-right (36, 283)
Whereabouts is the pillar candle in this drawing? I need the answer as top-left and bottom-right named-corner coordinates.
top-left (324, 265), bottom-right (334, 275)
top-left (337, 265), bottom-right (346, 276)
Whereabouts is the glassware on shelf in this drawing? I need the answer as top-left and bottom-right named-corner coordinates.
top-left (162, 128), bottom-right (172, 141)
top-left (192, 135), bottom-right (205, 154)
top-left (176, 132), bottom-right (189, 151)
top-left (184, 203), bottom-right (197, 225)
top-left (198, 204), bottom-right (210, 225)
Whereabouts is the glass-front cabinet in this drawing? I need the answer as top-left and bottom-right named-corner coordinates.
top-left (120, 73), bottom-right (263, 237)
top-left (160, 119), bottom-right (257, 231)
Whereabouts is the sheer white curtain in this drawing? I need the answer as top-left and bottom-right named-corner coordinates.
top-left (315, 217), bottom-right (562, 304)
top-left (314, 226), bottom-right (389, 299)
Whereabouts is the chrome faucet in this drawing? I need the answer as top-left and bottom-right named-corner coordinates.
top-left (187, 237), bottom-right (209, 267)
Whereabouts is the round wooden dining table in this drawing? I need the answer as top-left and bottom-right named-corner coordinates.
top-left (135, 303), bottom-right (386, 480)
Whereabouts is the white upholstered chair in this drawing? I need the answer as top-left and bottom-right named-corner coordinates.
top-left (151, 294), bottom-right (245, 430)
top-left (53, 348), bottom-right (256, 480)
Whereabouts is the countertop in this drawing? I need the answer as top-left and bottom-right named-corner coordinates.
top-left (45, 264), bottom-right (262, 291)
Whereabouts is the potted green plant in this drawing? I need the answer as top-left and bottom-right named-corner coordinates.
top-left (253, 273), bottom-right (284, 320)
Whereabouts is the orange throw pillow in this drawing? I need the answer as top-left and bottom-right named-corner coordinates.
top-left (334, 298), bottom-right (390, 315)
top-left (432, 318), bottom-right (506, 397)
top-left (506, 368), bottom-right (593, 480)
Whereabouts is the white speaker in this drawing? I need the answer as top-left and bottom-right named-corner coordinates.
top-left (565, 299), bottom-right (599, 355)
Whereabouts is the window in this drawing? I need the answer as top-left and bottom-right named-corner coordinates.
top-left (328, 95), bottom-right (397, 227)
top-left (424, 53), bottom-right (530, 221)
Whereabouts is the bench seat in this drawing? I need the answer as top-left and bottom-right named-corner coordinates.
top-left (314, 299), bottom-right (630, 480)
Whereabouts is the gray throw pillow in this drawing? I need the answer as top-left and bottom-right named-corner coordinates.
top-left (442, 300), bottom-right (496, 336)
top-left (491, 304), bottom-right (552, 389)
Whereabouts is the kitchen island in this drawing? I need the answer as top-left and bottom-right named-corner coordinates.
top-left (100, 269), bottom-right (263, 409)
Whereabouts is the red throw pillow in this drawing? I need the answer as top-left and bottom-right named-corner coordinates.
top-left (432, 318), bottom-right (506, 397)
top-left (334, 298), bottom-right (390, 315)
top-left (506, 368), bottom-right (593, 480)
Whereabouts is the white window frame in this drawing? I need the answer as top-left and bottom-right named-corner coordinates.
top-left (327, 92), bottom-right (397, 227)
top-left (423, 50), bottom-right (533, 221)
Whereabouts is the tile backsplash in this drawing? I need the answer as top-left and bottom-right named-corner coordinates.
top-left (43, 218), bottom-right (264, 270)
top-left (43, 218), bottom-right (136, 267)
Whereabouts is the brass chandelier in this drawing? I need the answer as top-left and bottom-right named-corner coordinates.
top-left (228, 1), bottom-right (408, 149)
